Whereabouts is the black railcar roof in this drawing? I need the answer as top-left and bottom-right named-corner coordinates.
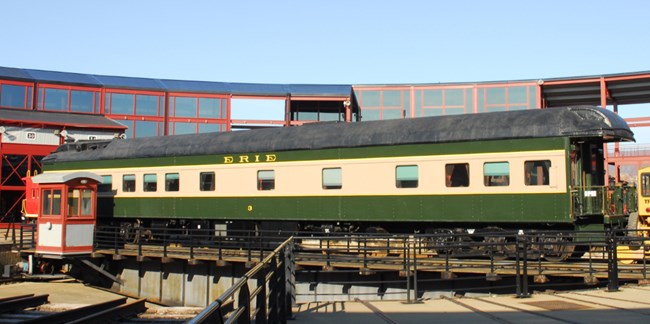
top-left (45, 106), bottom-right (633, 164)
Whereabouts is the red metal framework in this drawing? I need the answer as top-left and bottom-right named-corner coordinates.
top-left (0, 143), bottom-right (54, 222)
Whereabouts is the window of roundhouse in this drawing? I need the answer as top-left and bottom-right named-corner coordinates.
top-left (641, 173), bottom-right (650, 197)
top-left (1, 84), bottom-right (33, 109)
top-left (199, 123), bottom-right (222, 133)
top-left (41, 88), bottom-right (67, 111)
top-left (70, 90), bottom-right (95, 113)
top-left (396, 165), bottom-right (418, 188)
top-left (135, 120), bottom-right (160, 138)
top-left (174, 97), bottom-right (197, 117)
top-left (258, 170), bottom-right (275, 191)
top-left (445, 163), bottom-right (469, 187)
top-left (200, 172), bottom-right (215, 191)
top-left (143, 174), bottom-right (157, 192)
top-left (199, 98), bottom-right (220, 118)
top-left (322, 168), bottom-right (342, 190)
top-left (484, 162), bottom-right (510, 186)
top-left (123, 174), bottom-right (136, 192)
top-left (108, 93), bottom-right (135, 115)
top-left (136, 95), bottom-right (161, 116)
top-left (173, 122), bottom-right (196, 135)
top-left (165, 173), bottom-right (180, 192)
top-left (524, 160), bottom-right (551, 186)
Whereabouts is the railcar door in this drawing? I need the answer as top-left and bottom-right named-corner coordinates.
top-left (570, 141), bottom-right (606, 218)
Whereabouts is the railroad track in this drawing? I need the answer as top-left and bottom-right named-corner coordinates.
top-left (93, 243), bottom-right (650, 281)
top-left (0, 294), bottom-right (151, 323)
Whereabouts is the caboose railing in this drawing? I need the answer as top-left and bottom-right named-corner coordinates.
top-left (571, 185), bottom-right (637, 218)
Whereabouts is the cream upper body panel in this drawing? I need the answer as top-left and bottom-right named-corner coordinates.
top-left (49, 149), bottom-right (567, 198)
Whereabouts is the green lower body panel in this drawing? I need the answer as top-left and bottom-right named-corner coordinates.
top-left (106, 193), bottom-right (572, 225)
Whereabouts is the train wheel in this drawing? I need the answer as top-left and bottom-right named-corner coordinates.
top-left (119, 222), bottom-right (139, 244)
top-left (428, 229), bottom-right (460, 256)
top-left (541, 233), bottom-right (575, 262)
top-left (482, 227), bottom-right (515, 260)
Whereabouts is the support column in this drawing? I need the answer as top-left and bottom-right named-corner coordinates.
top-left (285, 95), bottom-right (291, 127)
top-left (344, 99), bottom-right (351, 122)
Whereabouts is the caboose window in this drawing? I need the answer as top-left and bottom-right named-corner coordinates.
top-left (68, 189), bottom-right (79, 216)
top-left (258, 170), bottom-right (275, 191)
top-left (165, 173), bottom-right (180, 192)
top-left (42, 189), bottom-right (62, 216)
top-left (67, 188), bottom-right (93, 217)
top-left (484, 162), bottom-right (509, 186)
top-left (123, 174), bottom-right (136, 192)
top-left (446, 163), bottom-right (469, 187)
top-left (322, 168), bottom-right (342, 189)
top-left (396, 165), bottom-right (418, 188)
top-left (143, 174), bottom-right (157, 192)
top-left (524, 160), bottom-right (551, 186)
top-left (81, 189), bottom-right (92, 216)
top-left (200, 172), bottom-right (215, 191)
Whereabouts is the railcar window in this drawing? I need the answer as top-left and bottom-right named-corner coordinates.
top-left (98, 175), bottom-right (112, 193)
top-left (200, 172), bottom-right (215, 191)
top-left (524, 160), bottom-right (551, 186)
top-left (641, 173), bottom-right (650, 197)
top-left (484, 162), bottom-right (510, 186)
top-left (396, 165), bottom-right (419, 188)
top-left (258, 170), bottom-right (275, 191)
top-left (143, 174), bottom-right (157, 192)
top-left (446, 163), bottom-right (469, 187)
top-left (123, 174), bottom-right (136, 192)
top-left (165, 173), bottom-right (180, 192)
top-left (322, 168), bottom-right (342, 190)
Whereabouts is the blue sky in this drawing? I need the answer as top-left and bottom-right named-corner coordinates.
top-left (2, 0), bottom-right (649, 85)
top-left (2, 0), bottom-right (650, 140)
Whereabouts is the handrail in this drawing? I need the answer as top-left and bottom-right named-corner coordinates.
top-left (188, 236), bottom-right (294, 324)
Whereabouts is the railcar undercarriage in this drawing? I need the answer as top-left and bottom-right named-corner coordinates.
top-left (107, 217), bottom-right (615, 262)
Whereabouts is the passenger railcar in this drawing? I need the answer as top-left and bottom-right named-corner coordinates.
top-left (35, 106), bottom-right (636, 258)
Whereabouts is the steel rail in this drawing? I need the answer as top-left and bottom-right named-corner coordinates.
top-left (20, 297), bottom-right (128, 324)
top-left (67, 298), bottom-right (147, 323)
top-left (0, 294), bottom-right (49, 314)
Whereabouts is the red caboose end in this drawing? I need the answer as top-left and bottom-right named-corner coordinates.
top-left (25, 171), bottom-right (102, 256)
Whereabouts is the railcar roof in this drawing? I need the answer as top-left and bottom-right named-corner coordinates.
top-left (45, 106), bottom-right (633, 163)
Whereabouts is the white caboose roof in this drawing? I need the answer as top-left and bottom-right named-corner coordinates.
top-left (31, 171), bottom-right (103, 184)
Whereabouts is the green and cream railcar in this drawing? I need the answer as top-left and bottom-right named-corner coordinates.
top-left (40, 106), bottom-right (635, 237)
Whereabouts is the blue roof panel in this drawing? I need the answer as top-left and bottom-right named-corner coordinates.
top-left (288, 84), bottom-right (352, 97)
top-left (228, 82), bottom-right (289, 96)
top-left (0, 66), bottom-right (352, 98)
top-left (25, 69), bottom-right (102, 86)
top-left (92, 74), bottom-right (167, 91)
top-left (160, 79), bottom-right (231, 94)
top-left (0, 66), bottom-right (33, 81)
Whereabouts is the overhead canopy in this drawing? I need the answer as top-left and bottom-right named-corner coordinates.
top-left (541, 71), bottom-right (650, 107)
top-left (0, 66), bottom-right (353, 98)
top-left (31, 171), bottom-right (103, 184)
top-left (0, 109), bottom-right (127, 130)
